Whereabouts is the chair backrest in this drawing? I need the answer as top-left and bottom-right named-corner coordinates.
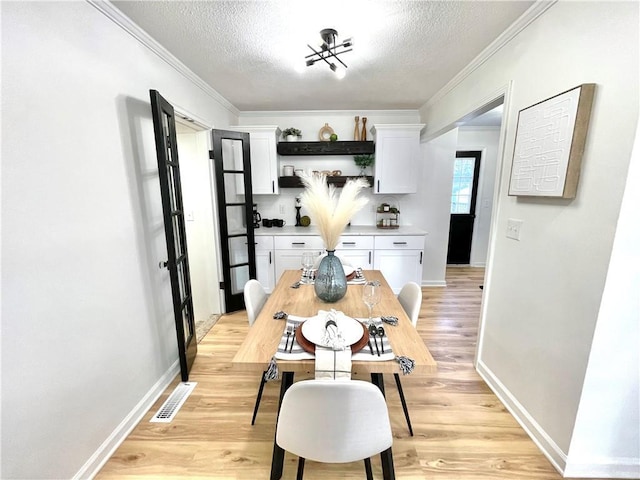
top-left (244, 279), bottom-right (268, 326)
top-left (398, 282), bottom-right (422, 327)
top-left (276, 379), bottom-right (392, 463)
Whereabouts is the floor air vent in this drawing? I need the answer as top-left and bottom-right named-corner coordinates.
top-left (150, 382), bottom-right (197, 423)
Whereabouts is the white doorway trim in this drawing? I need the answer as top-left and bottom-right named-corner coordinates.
top-left (173, 107), bottom-right (225, 316)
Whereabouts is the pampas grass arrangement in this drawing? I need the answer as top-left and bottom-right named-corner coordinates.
top-left (298, 172), bottom-right (370, 250)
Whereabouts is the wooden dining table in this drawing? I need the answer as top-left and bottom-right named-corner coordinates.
top-left (232, 270), bottom-right (437, 480)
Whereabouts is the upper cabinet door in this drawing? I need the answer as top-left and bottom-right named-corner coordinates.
top-left (371, 124), bottom-right (425, 194)
top-left (230, 125), bottom-right (280, 195)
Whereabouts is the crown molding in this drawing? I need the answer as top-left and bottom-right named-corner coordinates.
top-left (423, 0), bottom-right (557, 109)
top-left (239, 109), bottom-right (420, 118)
top-left (88, 0), bottom-right (240, 117)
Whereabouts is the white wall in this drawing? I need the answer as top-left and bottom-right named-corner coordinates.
top-left (565, 123), bottom-right (640, 478)
top-left (420, 1), bottom-right (639, 476)
top-left (457, 127), bottom-right (501, 267)
top-left (1, 2), bottom-right (237, 478)
top-left (417, 129), bottom-right (459, 286)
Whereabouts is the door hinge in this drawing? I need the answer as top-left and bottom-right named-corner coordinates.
top-left (209, 151), bottom-right (215, 160)
top-left (219, 281), bottom-right (225, 289)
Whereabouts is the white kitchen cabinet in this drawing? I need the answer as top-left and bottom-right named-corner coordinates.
top-left (274, 236), bottom-right (324, 283)
top-left (335, 235), bottom-right (374, 269)
top-left (255, 236), bottom-right (276, 293)
top-left (373, 235), bottom-right (425, 293)
top-left (230, 125), bottom-right (280, 195)
top-left (262, 231), bottom-right (425, 292)
top-left (371, 124), bottom-right (425, 194)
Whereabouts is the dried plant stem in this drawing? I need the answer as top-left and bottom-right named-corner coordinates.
top-left (299, 172), bottom-right (369, 250)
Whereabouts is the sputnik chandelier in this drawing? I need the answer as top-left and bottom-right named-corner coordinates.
top-left (305, 28), bottom-right (353, 79)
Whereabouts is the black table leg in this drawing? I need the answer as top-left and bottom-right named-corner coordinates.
top-left (371, 373), bottom-right (395, 480)
top-left (270, 371), bottom-right (294, 480)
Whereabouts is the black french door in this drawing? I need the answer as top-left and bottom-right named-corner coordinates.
top-left (149, 90), bottom-right (197, 381)
top-left (211, 129), bottom-right (256, 312)
top-left (447, 150), bottom-right (482, 265)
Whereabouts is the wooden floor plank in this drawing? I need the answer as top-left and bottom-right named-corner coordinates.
top-left (97, 267), bottom-right (599, 479)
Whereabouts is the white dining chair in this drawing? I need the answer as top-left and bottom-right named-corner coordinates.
top-left (276, 379), bottom-right (393, 480)
top-left (393, 281), bottom-right (422, 436)
top-left (243, 279), bottom-right (270, 425)
top-left (398, 281), bottom-right (421, 327)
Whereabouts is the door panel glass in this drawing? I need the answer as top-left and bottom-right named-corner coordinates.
top-left (167, 165), bottom-right (177, 210)
top-left (172, 215), bottom-right (183, 258)
top-left (226, 205), bottom-right (247, 236)
top-left (177, 261), bottom-right (186, 300)
top-left (451, 157), bottom-right (475, 214)
top-left (182, 307), bottom-right (192, 342)
top-left (224, 172), bottom-right (246, 203)
top-left (221, 138), bottom-right (243, 170)
top-left (229, 236), bottom-right (249, 266)
top-left (231, 265), bottom-right (250, 295)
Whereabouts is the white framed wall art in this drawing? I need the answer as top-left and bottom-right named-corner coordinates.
top-left (508, 83), bottom-right (596, 198)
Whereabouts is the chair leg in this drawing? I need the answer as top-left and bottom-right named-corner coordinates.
top-left (364, 457), bottom-right (373, 480)
top-left (251, 371), bottom-right (267, 425)
top-left (296, 457), bottom-right (305, 480)
top-left (394, 373), bottom-right (414, 436)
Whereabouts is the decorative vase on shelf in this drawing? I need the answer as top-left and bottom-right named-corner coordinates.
top-left (314, 250), bottom-right (347, 302)
top-left (286, 135), bottom-right (298, 142)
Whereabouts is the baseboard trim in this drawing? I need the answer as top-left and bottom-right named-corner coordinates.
top-left (564, 457), bottom-right (640, 478)
top-left (422, 280), bottom-right (447, 287)
top-left (73, 360), bottom-right (180, 479)
top-left (470, 262), bottom-right (486, 268)
top-left (475, 359), bottom-right (567, 475)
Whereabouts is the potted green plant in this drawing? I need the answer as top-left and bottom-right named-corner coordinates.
top-left (353, 154), bottom-right (375, 176)
top-left (282, 127), bottom-right (302, 141)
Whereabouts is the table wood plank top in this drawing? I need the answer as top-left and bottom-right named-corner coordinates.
top-left (232, 270), bottom-right (437, 375)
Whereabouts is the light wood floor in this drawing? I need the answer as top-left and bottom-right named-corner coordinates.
top-left (97, 267), bottom-right (579, 479)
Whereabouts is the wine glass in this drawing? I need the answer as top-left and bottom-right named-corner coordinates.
top-left (301, 252), bottom-right (315, 283)
top-left (362, 283), bottom-right (381, 325)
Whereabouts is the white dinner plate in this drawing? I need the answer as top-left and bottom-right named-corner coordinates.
top-left (343, 265), bottom-right (355, 277)
top-left (301, 312), bottom-right (364, 347)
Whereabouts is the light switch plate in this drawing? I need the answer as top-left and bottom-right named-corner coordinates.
top-left (506, 218), bottom-right (523, 240)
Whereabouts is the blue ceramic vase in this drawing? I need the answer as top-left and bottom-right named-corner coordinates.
top-left (314, 250), bottom-right (347, 302)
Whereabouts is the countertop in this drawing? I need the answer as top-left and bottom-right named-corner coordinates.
top-left (254, 225), bottom-right (427, 236)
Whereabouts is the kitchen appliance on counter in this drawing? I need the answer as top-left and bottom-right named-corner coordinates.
top-left (252, 204), bottom-right (262, 228)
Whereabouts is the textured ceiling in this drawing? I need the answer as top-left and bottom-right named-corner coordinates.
top-left (112, 0), bottom-right (534, 111)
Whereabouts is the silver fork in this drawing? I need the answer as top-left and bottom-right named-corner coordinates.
top-left (284, 325), bottom-right (293, 351)
top-left (289, 326), bottom-right (297, 353)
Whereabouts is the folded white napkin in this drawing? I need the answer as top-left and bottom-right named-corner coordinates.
top-left (315, 346), bottom-right (352, 379)
top-left (315, 310), bottom-right (352, 379)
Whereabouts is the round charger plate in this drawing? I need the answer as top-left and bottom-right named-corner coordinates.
top-left (300, 215), bottom-right (311, 226)
top-left (343, 265), bottom-right (355, 278)
top-left (301, 314), bottom-right (364, 347)
top-left (296, 321), bottom-right (368, 354)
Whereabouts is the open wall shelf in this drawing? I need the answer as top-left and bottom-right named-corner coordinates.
top-left (278, 175), bottom-right (374, 188)
top-left (277, 141), bottom-right (374, 156)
